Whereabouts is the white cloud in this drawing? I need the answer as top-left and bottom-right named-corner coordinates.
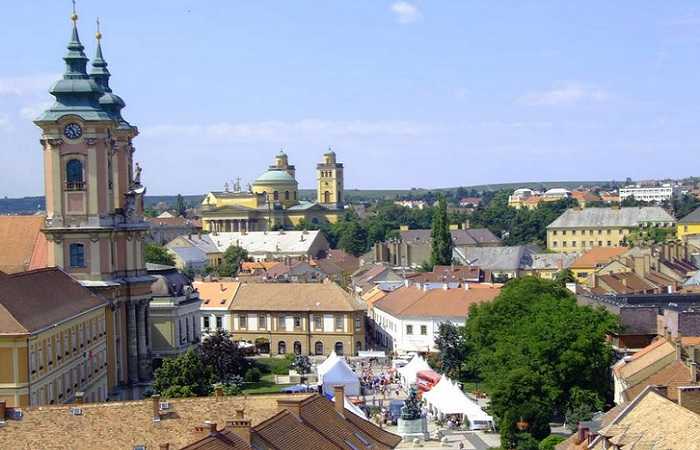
top-left (518, 82), bottom-right (609, 106)
top-left (0, 74), bottom-right (60, 97)
top-left (19, 101), bottom-right (53, 120)
top-left (390, 1), bottom-right (420, 24)
top-left (142, 119), bottom-right (435, 142)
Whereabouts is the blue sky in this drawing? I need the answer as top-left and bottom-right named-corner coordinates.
top-left (2, 1), bottom-right (700, 196)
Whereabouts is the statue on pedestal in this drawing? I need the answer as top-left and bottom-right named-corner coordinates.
top-left (397, 386), bottom-right (429, 441)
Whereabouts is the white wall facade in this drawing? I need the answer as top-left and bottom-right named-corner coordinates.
top-left (372, 307), bottom-right (464, 354)
top-left (619, 184), bottom-right (676, 203)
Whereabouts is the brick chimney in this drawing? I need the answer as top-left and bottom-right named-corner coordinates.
top-left (277, 398), bottom-right (303, 417)
top-left (226, 419), bottom-right (252, 445)
top-left (159, 444), bottom-right (170, 450)
top-left (75, 392), bottom-right (84, 404)
top-left (151, 394), bottom-right (161, 421)
top-left (678, 386), bottom-right (700, 415)
top-left (204, 421), bottom-right (217, 434)
top-left (334, 385), bottom-right (345, 416)
top-left (214, 384), bottom-right (224, 400)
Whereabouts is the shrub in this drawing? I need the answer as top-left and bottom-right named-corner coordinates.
top-left (245, 367), bottom-right (262, 383)
top-left (538, 435), bottom-right (566, 450)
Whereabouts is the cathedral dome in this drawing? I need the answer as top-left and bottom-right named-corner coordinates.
top-left (253, 170), bottom-right (297, 185)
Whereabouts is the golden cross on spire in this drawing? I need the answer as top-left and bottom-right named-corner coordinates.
top-left (71, 0), bottom-right (78, 22)
top-left (96, 17), bottom-right (102, 40)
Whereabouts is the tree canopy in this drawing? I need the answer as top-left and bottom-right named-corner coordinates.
top-left (144, 243), bottom-right (175, 266)
top-left (437, 277), bottom-right (618, 447)
top-left (217, 245), bottom-right (249, 277)
top-left (153, 349), bottom-right (214, 398)
top-left (199, 329), bottom-right (249, 383)
top-left (430, 194), bottom-right (453, 266)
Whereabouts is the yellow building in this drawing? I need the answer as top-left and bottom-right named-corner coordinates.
top-left (678, 207), bottom-right (700, 241)
top-left (0, 268), bottom-right (109, 408)
top-left (201, 150), bottom-right (344, 232)
top-left (547, 207), bottom-right (676, 253)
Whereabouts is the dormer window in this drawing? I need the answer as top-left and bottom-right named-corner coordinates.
top-left (65, 159), bottom-right (85, 191)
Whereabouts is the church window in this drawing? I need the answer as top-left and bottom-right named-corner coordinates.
top-left (285, 191), bottom-right (290, 201)
top-left (66, 159), bottom-right (85, 190)
top-left (273, 191), bottom-right (279, 201)
top-left (69, 243), bottom-right (86, 268)
top-left (323, 191), bottom-right (331, 203)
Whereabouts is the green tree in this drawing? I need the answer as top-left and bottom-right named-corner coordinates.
top-left (217, 245), bottom-right (249, 277)
top-left (338, 220), bottom-right (369, 256)
top-left (199, 329), bottom-right (249, 383)
top-left (144, 243), bottom-right (175, 266)
top-left (539, 435), bottom-right (566, 450)
top-left (430, 194), bottom-right (452, 266)
top-left (434, 322), bottom-right (465, 379)
top-left (175, 194), bottom-right (187, 217)
top-left (554, 268), bottom-right (575, 286)
top-left (290, 355), bottom-right (312, 385)
top-left (462, 277), bottom-right (618, 443)
top-left (564, 387), bottom-right (604, 432)
top-left (153, 349), bottom-right (214, 398)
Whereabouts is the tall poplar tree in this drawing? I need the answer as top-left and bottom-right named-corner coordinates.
top-left (431, 194), bottom-right (453, 266)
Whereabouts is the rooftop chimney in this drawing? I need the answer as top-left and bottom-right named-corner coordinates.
top-left (204, 421), bottom-right (217, 434)
top-left (151, 394), bottom-right (161, 421)
top-left (277, 398), bottom-right (303, 417)
top-left (334, 385), bottom-right (345, 416)
top-left (214, 384), bottom-right (224, 401)
top-left (75, 392), bottom-right (84, 404)
top-left (691, 362), bottom-right (698, 382)
top-left (159, 444), bottom-right (170, 450)
top-left (226, 419), bottom-right (252, 445)
top-left (235, 408), bottom-right (245, 419)
top-left (676, 335), bottom-right (683, 361)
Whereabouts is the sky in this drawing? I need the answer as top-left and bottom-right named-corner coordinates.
top-left (2, 1), bottom-right (700, 197)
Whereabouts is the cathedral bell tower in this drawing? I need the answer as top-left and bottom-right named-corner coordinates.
top-left (316, 148), bottom-right (344, 209)
top-left (34, 10), bottom-right (153, 393)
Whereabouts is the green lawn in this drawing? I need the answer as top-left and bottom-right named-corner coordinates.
top-left (253, 356), bottom-right (292, 375)
top-left (241, 374), bottom-right (293, 395)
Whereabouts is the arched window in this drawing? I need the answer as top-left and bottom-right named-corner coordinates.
top-left (314, 341), bottom-right (324, 355)
top-left (293, 341), bottom-right (302, 355)
top-left (278, 341), bottom-right (286, 354)
top-left (334, 342), bottom-right (344, 356)
top-left (273, 191), bottom-right (279, 201)
top-left (66, 159), bottom-right (84, 190)
top-left (285, 191), bottom-right (290, 201)
top-left (323, 191), bottom-right (331, 203)
top-left (69, 243), bottom-right (85, 268)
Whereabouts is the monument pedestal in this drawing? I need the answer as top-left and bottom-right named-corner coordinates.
top-left (397, 416), bottom-right (429, 441)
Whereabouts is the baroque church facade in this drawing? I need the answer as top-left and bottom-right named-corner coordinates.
top-left (34, 12), bottom-right (153, 395)
top-left (200, 150), bottom-right (345, 232)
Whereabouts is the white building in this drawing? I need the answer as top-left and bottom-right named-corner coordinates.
top-left (371, 283), bottom-right (501, 354)
top-left (619, 184), bottom-right (676, 203)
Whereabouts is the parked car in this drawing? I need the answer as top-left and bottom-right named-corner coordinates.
top-left (388, 400), bottom-right (405, 425)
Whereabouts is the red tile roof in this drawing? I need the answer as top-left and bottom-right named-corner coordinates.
top-left (0, 215), bottom-right (48, 273)
top-left (373, 285), bottom-right (501, 318)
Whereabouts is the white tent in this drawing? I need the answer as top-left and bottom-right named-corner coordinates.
top-left (398, 355), bottom-right (431, 387)
top-left (316, 351), bottom-right (339, 378)
top-left (319, 358), bottom-right (361, 396)
top-left (423, 376), bottom-right (494, 430)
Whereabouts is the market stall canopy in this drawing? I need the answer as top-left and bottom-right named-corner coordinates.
top-left (398, 354), bottom-right (431, 386)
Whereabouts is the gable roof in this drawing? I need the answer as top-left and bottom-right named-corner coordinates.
top-left (373, 285), bottom-right (501, 318)
top-left (195, 281), bottom-right (241, 309)
top-left (399, 228), bottom-right (501, 246)
top-left (591, 387), bottom-right (700, 450)
top-left (0, 215), bottom-right (48, 274)
top-left (453, 245), bottom-right (539, 271)
top-left (570, 247), bottom-right (627, 269)
top-left (0, 268), bottom-right (107, 335)
top-left (227, 282), bottom-right (365, 312)
top-left (623, 359), bottom-right (694, 402)
top-left (547, 207), bottom-right (676, 229)
top-left (613, 338), bottom-right (676, 379)
top-left (208, 231), bottom-right (327, 255)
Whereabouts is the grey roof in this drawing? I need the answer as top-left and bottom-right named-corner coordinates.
top-left (680, 207), bottom-right (700, 224)
top-left (167, 234), bottom-right (219, 254)
top-left (399, 228), bottom-right (501, 246)
top-left (168, 246), bottom-right (208, 264)
top-left (547, 207), bottom-right (676, 229)
top-left (253, 169), bottom-right (297, 184)
top-left (521, 252), bottom-right (579, 270)
top-left (453, 245), bottom-right (540, 271)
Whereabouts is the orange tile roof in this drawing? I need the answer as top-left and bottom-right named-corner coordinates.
top-left (613, 339), bottom-right (676, 379)
top-left (373, 285), bottom-right (501, 318)
top-left (195, 281), bottom-right (241, 309)
top-left (571, 247), bottom-right (627, 269)
top-left (240, 261), bottom-right (280, 272)
top-left (623, 359), bottom-right (694, 402)
top-left (0, 215), bottom-right (48, 273)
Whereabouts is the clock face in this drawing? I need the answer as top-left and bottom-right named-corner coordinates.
top-left (63, 123), bottom-right (83, 140)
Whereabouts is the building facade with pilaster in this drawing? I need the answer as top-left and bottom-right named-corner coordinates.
top-left (33, 12), bottom-right (153, 397)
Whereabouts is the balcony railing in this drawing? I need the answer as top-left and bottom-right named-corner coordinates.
top-left (65, 181), bottom-right (86, 191)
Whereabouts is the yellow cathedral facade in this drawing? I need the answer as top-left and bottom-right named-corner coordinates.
top-left (200, 150), bottom-right (345, 231)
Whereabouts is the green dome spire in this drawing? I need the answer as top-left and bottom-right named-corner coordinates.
top-left (89, 19), bottom-right (130, 127)
top-left (35, 10), bottom-right (111, 123)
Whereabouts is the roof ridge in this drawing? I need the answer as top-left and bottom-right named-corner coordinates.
top-left (6, 266), bottom-right (62, 278)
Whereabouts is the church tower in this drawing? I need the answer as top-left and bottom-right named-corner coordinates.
top-left (316, 148), bottom-right (344, 209)
top-left (34, 11), bottom-right (153, 394)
